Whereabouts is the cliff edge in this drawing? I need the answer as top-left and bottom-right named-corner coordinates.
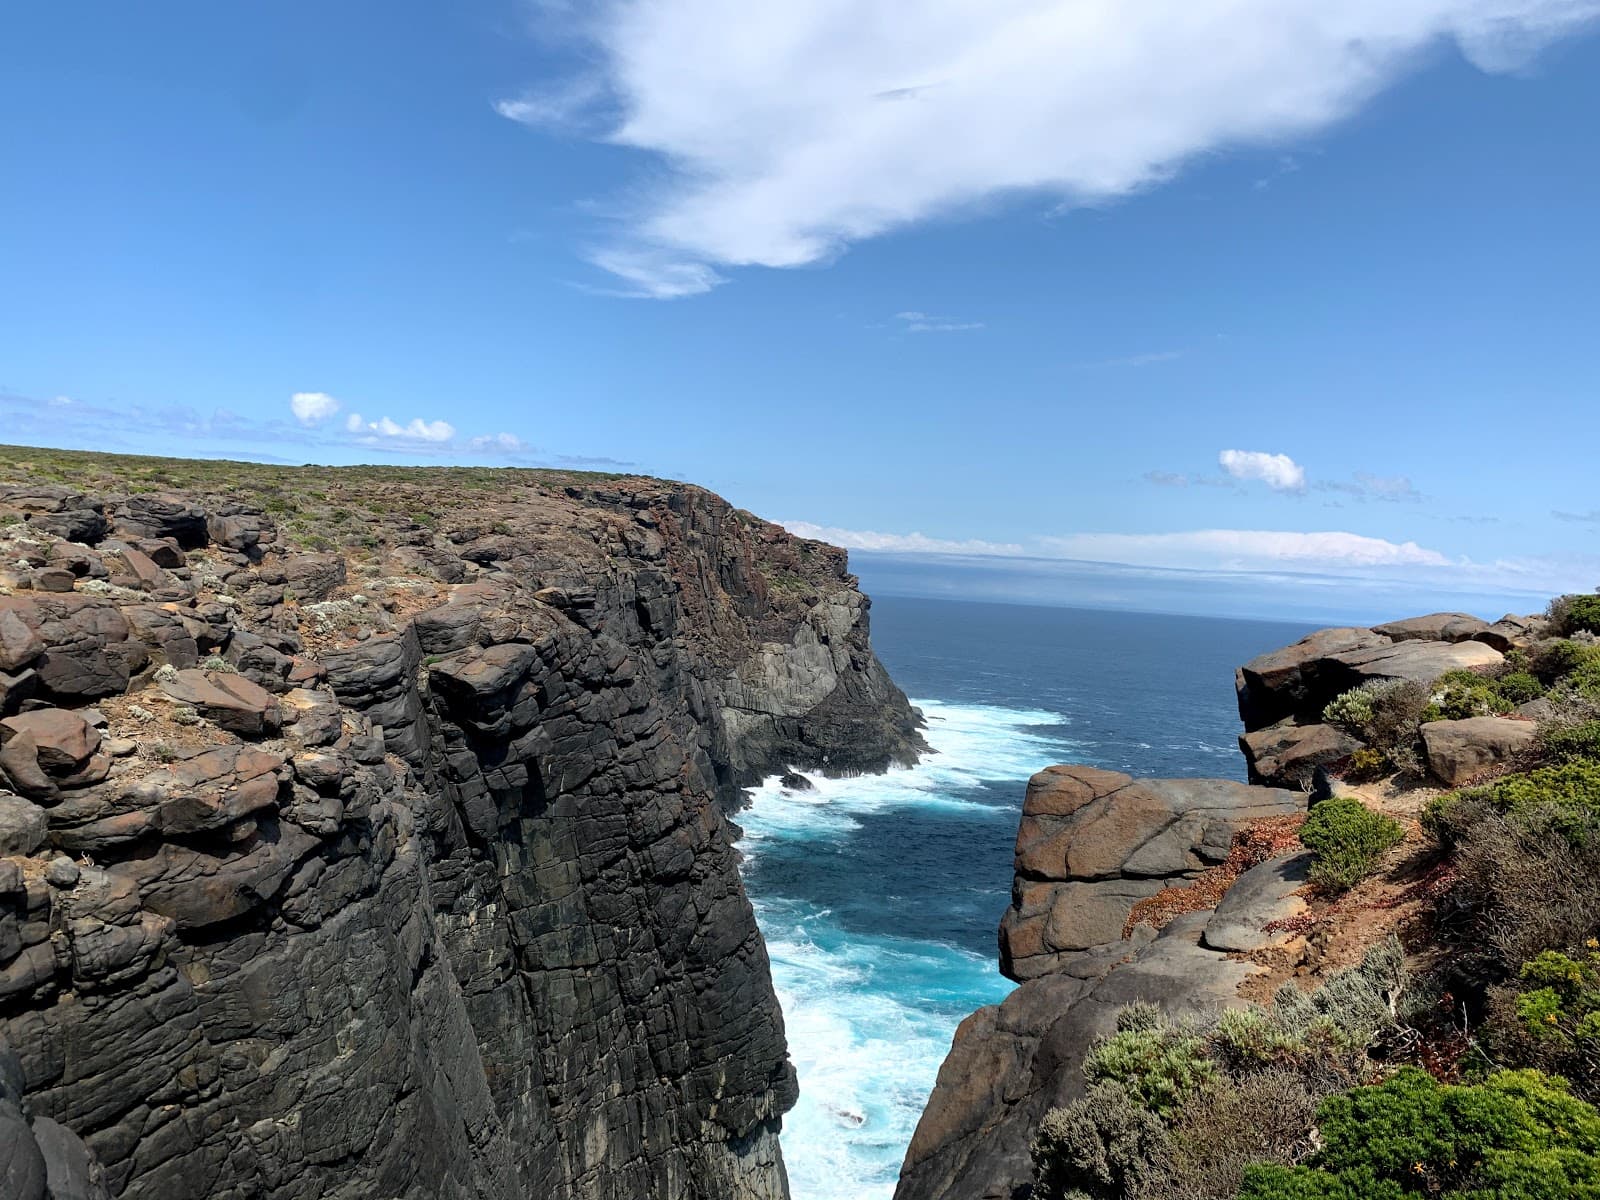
top-left (0, 446), bottom-right (924, 1200)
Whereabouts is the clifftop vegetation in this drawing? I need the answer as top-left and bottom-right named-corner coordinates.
top-left (1030, 592), bottom-right (1600, 1200)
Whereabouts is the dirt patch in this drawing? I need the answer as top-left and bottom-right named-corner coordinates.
top-left (1124, 815), bottom-right (1307, 938)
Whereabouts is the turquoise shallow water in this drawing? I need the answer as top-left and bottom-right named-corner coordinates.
top-left (736, 597), bottom-right (1311, 1199)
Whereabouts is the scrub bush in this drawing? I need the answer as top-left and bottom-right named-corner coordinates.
top-left (1031, 1081), bottom-right (1172, 1200)
top-left (1083, 1024), bottom-right (1216, 1117)
top-left (1551, 594), bottom-right (1600, 638)
top-left (1238, 1067), bottom-right (1600, 1199)
top-left (1495, 671), bottom-right (1546, 705)
top-left (1429, 761), bottom-right (1600, 848)
top-left (1422, 669), bottom-right (1514, 722)
top-left (1540, 720), bottom-right (1600, 764)
top-left (1299, 797), bottom-right (1405, 891)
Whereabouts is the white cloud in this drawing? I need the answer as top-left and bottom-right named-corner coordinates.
top-left (782, 520), bottom-right (1024, 556)
top-left (1038, 529), bottom-right (1452, 570)
top-left (1354, 472), bottom-right (1423, 502)
top-left (290, 391), bottom-right (341, 426)
top-left (469, 432), bottom-right (527, 452)
top-left (1074, 350), bottom-right (1184, 369)
top-left (1219, 449), bottom-right (1307, 492)
top-left (891, 310), bottom-right (984, 333)
top-left (345, 412), bottom-right (457, 442)
top-left (503, 0), bottom-right (1600, 296)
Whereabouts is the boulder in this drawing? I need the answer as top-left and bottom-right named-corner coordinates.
top-left (1422, 716), bottom-right (1538, 787)
top-left (1323, 639), bottom-right (1503, 693)
top-left (0, 670), bottom-right (38, 718)
top-left (1240, 721), bottom-right (1364, 789)
top-left (0, 709), bottom-right (102, 773)
top-left (1373, 612), bottom-right (1491, 643)
top-left (0, 797), bottom-right (47, 856)
top-left (111, 495), bottom-right (208, 547)
top-left (157, 670), bottom-right (280, 736)
top-left (1475, 613), bottom-right (1548, 653)
top-left (33, 568), bottom-right (75, 594)
top-left (282, 553), bottom-right (346, 602)
top-left (1203, 850), bottom-right (1312, 952)
top-left (0, 732), bottom-right (54, 801)
top-left (1236, 627), bottom-right (1390, 730)
top-left (0, 485), bottom-right (107, 545)
top-left (0, 611), bottom-right (45, 673)
top-left (206, 508), bottom-right (276, 554)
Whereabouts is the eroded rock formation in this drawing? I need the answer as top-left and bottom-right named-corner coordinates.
top-left (0, 457), bottom-right (924, 1200)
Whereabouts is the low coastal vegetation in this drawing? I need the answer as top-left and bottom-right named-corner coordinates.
top-left (1031, 593), bottom-right (1600, 1200)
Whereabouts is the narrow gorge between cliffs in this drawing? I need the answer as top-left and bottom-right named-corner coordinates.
top-left (734, 597), bottom-right (1309, 1199)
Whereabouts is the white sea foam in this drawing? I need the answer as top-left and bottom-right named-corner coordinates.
top-left (739, 699), bottom-right (1074, 845)
top-left (739, 700), bottom-right (1078, 1200)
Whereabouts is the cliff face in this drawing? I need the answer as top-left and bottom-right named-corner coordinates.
top-left (0, 451), bottom-right (924, 1200)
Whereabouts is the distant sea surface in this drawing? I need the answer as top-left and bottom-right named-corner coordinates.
top-left (737, 596), bottom-right (1312, 1200)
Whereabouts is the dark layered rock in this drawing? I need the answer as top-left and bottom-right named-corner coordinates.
top-left (0, 462), bottom-right (926, 1200)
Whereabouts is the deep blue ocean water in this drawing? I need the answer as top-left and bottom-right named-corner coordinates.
top-left (736, 596), bottom-right (1312, 1199)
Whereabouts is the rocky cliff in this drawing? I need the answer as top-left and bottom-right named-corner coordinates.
top-left (0, 447), bottom-right (924, 1200)
top-left (896, 606), bottom-right (1553, 1200)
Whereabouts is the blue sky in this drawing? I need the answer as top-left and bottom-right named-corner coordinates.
top-left (2, 1), bottom-right (1598, 621)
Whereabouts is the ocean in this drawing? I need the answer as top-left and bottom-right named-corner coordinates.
top-left (736, 595), bottom-right (1312, 1200)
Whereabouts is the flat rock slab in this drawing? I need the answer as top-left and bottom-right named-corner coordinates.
top-left (158, 670), bottom-right (279, 736)
top-left (1326, 639), bottom-right (1503, 691)
top-left (1204, 850), bottom-right (1312, 952)
top-left (1422, 716), bottom-right (1537, 787)
top-left (0, 709), bottom-right (102, 773)
top-left (1372, 612), bottom-right (1491, 643)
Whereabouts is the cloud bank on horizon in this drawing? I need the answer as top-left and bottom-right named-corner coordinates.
top-left (501, 0), bottom-right (1600, 297)
top-left (781, 519), bottom-right (1600, 600)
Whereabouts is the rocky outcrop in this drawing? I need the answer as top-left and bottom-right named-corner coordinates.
top-left (0, 459), bottom-right (925, 1200)
top-left (901, 606), bottom-right (1553, 1200)
top-left (1234, 609), bottom-right (1552, 788)
top-left (899, 762), bottom-right (1302, 1199)
top-left (999, 766), bottom-right (1301, 980)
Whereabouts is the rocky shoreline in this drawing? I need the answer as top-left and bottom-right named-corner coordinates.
top-left (896, 605), bottom-right (1561, 1200)
top-left (0, 448), bottom-right (924, 1200)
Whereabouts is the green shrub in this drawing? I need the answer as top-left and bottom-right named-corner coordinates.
top-left (1323, 680), bottom-right (1429, 748)
top-left (1496, 671), bottom-right (1546, 705)
top-left (1083, 1023), bottom-right (1216, 1117)
top-left (1299, 797), bottom-right (1405, 891)
top-left (1422, 669), bottom-right (1514, 722)
top-left (1241, 1067), bottom-right (1600, 1199)
top-left (1486, 947), bottom-right (1600, 1101)
top-left (1031, 1081), bottom-right (1173, 1200)
top-left (1531, 639), bottom-right (1600, 686)
top-left (1541, 720), bottom-right (1600, 764)
top-left (1201, 941), bottom-right (1407, 1099)
top-left (1433, 762), bottom-right (1600, 848)
top-left (1345, 746), bottom-right (1391, 780)
top-left (1551, 595), bottom-right (1600, 638)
